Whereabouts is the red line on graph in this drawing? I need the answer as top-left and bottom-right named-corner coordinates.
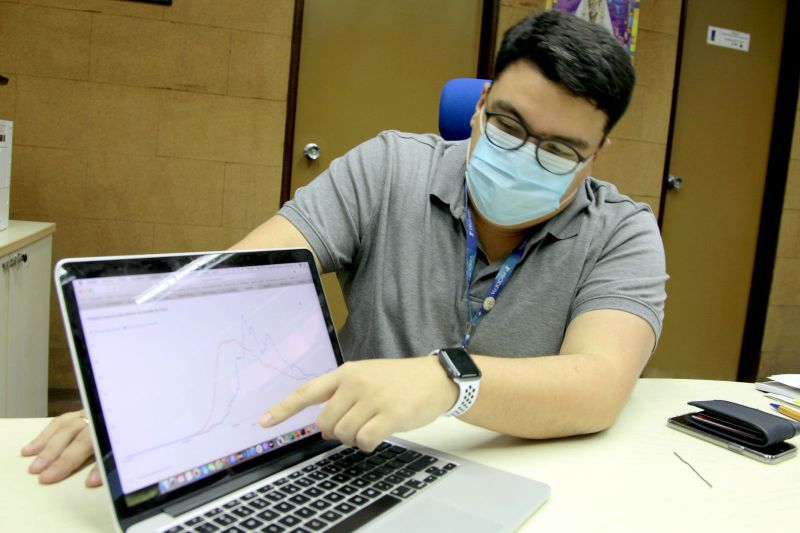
top-left (192, 336), bottom-right (307, 436)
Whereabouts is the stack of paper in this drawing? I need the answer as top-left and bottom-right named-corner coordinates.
top-left (756, 375), bottom-right (800, 421)
top-left (756, 375), bottom-right (800, 399)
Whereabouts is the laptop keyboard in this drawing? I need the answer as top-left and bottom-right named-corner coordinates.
top-left (162, 442), bottom-right (459, 533)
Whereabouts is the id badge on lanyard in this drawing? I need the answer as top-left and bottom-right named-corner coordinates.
top-left (462, 185), bottom-right (531, 348)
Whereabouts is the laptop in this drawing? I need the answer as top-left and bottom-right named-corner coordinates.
top-left (55, 248), bottom-right (550, 533)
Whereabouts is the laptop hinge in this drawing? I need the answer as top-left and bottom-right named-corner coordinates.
top-left (162, 439), bottom-right (340, 518)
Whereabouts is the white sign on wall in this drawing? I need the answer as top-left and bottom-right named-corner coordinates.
top-left (707, 25), bottom-right (750, 52)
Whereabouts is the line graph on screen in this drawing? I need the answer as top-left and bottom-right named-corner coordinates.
top-left (83, 282), bottom-right (336, 477)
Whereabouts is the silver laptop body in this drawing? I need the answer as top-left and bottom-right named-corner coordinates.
top-left (55, 249), bottom-right (550, 533)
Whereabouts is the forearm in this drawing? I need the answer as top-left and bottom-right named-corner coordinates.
top-left (459, 352), bottom-right (640, 439)
top-left (261, 310), bottom-right (652, 451)
top-left (230, 215), bottom-right (323, 272)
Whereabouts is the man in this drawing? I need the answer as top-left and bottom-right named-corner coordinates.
top-left (23, 10), bottom-right (666, 486)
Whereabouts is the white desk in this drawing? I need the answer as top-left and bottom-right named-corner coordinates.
top-left (3, 379), bottom-right (799, 532)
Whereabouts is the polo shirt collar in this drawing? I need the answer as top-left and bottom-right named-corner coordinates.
top-left (431, 140), bottom-right (590, 242)
top-left (430, 140), bottom-right (469, 219)
top-left (542, 178), bottom-right (592, 240)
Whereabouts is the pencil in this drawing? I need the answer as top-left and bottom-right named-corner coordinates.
top-left (769, 402), bottom-right (800, 422)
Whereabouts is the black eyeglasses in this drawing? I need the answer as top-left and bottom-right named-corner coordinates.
top-left (483, 110), bottom-right (589, 175)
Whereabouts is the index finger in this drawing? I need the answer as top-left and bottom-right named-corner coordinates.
top-left (22, 412), bottom-right (84, 456)
top-left (260, 372), bottom-right (338, 427)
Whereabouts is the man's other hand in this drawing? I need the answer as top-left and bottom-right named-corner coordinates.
top-left (21, 410), bottom-right (102, 487)
top-left (260, 357), bottom-right (459, 452)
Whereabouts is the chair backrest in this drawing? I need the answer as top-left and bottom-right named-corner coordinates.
top-left (438, 78), bottom-right (490, 141)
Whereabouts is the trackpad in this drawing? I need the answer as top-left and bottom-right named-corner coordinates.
top-left (371, 498), bottom-right (504, 533)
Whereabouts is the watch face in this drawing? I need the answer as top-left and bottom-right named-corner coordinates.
top-left (441, 348), bottom-right (481, 379)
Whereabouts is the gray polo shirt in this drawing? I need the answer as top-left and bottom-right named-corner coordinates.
top-left (279, 131), bottom-right (667, 360)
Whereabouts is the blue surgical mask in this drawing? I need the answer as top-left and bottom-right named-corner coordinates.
top-left (466, 114), bottom-right (585, 227)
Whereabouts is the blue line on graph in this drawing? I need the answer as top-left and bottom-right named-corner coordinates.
top-left (241, 314), bottom-right (317, 379)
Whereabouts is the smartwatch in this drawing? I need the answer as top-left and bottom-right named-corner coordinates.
top-left (433, 347), bottom-right (482, 417)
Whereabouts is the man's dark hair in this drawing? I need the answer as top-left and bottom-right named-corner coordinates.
top-left (494, 10), bottom-right (635, 134)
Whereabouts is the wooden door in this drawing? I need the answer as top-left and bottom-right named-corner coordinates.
top-left (646, 0), bottom-right (786, 379)
top-left (289, 0), bottom-right (483, 328)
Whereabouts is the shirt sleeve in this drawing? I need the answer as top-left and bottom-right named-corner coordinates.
top-left (278, 133), bottom-right (394, 274)
top-left (570, 206), bottom-right (668, 342)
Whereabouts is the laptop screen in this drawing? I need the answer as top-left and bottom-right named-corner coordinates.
top-left (56, 250), bottom-right (343, 515)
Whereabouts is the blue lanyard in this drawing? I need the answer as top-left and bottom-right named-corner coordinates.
top-left (462, 186), bottom-right (531, 348)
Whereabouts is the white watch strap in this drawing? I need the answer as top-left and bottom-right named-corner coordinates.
top-left (444, 379), bottom-right (480, 417)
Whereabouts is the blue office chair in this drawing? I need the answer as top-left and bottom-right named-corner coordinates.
top-left (438, 78), bottom-right (491, 141)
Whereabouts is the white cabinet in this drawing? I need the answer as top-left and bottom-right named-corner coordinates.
top-left (1, 220), bottom-right (55, 417)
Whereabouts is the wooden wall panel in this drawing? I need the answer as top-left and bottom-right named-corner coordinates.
top-left (0, 0), bottom-right (291, 412)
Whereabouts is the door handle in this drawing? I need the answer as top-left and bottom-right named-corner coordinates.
top-left (2, 253), bottom-right (27, 271)
top-left (303, 143), bottom-right (321, 161)
top-left (667, 174), bottom-right (683, 190)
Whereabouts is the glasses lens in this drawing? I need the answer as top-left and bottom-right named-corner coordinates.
top-left (537, 140), bottom-right (581, 175)
top-left (485, 115), bottom-right (526, 150)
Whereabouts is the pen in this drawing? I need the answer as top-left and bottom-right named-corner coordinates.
top-left (769, 403), bottom-right (800, 422)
